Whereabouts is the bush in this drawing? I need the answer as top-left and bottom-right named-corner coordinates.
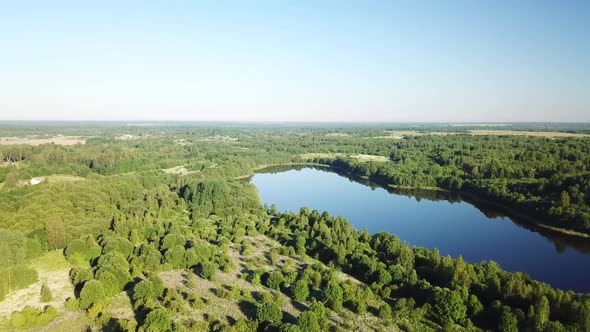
top-left (292, 279), bottom-right (309, 302)
top-left (309, 301), bottom-right (328, 330)
top-left (432, 287), bottom-right (467, 325)
top-left (40, 282), bottom-right (53, 302)
top-left (9, 306), bottom-right (58, 329)
top-left (266, 271), bottom-right (285, 290)
top-left (143, 308), bottom-right (173, 332)
top-left (65, 297), bottom-right (80, 311)
top-left (97, 270), bottom-right (121, 297)
top-left (298, 311), bottom-right (320, 332)
top-left (256, 301), bottom-right (283, 325)
top-left (378, 303), bottom-right (392, 319)
top-left (79, 279), bottom-right (106, 310)
top-left (322, 280), bottom-right (343, 311)
top-left (133, 275), bottom-right (165, 309)
top-left (69, 267), bottom-right (93, 287)
top-left (200, 262), bottom-right (217, 281)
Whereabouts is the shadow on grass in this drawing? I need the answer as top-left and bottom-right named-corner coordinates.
top-left (237, 299), bottom-right (257, 320)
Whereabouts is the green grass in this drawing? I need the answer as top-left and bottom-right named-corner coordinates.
top-left (29, 250), bottom-right (72, 271)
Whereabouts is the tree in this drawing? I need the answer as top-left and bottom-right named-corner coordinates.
top-left (79, 280), bottom-right (106, 310)
top-left (560, 191), bottom-right (571, 208)
top-left (378, 303), bottom-right (392, 319)
top-left (308, 301), bottom-right (328, 330)
top-left (432, 287), bottom-right (466, 325)
top-left (267, 271), bottom-right (285, 290)
top-left (200, 262), bottom-right (217, 281)
top-left (292, 279), bottom-right (310, 302)
top-left (498, 307), bottom-right (519, 332)
top-left (257, 301), bottom-right (283, 325)
top-left (45, 216), bottom-right (66, 250)
top-left (533, 295), bottom-right (550, 330)
top-left (143, 308), bottom-right (173, 332)
top-left (298, 311), bottom-right (320, 332)
top-left (164, 245), bottom-right (185, 269)
top-left (40, 282), bottom-right (53, 302)
top-left (322, 280), bottom-right (343, 311)
top-left (97, 271), bottom-right (121, 297)
top-left (133, 276), bottom-right (164, 309)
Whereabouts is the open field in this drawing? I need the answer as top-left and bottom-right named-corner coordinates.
top-left (300, 153), bottom-right (389, 162)
top-left (468, 130), bottom-right (590, 138)
top-left (162, 165), bottom-right (198, 176)
top-left (0, 251), bottom-right (73, 319)
top-left (377, 130), bottom-right (590, 139)
top-left (0, 136), bottom-right (87, 146)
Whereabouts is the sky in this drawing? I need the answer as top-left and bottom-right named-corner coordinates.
top-left (0, 1), bottom-right (588, 122)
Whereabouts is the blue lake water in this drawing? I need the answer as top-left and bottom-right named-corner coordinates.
top-left (251, 166), bottom-right (590, 293)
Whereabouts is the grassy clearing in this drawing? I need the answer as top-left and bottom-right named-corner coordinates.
top-left (377, 129), bottom-right (590, 139)
top-left (300, 153), bottom-right (389, 162)
top-left (468, 130), bottom-right (590, 138)
top-left (46, 175), bottom-right (86, 184)
top-left (29, 250), bottom-right (72, 272)
top-left (0, 136), bottom-right (87, 146)
top-left (0, 251), bottom-right (74, 319)
top-left (162, 165), bottom-right (198, 176)
top-left (379, 131), bottom-right (454, 139)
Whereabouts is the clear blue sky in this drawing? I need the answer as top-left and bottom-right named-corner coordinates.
top-left (0, 1), bottom-right (588, 122)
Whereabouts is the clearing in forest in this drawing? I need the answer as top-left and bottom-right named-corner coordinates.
top-left (0, 136), bottom-right (87, 146)
top-left (467, 130), bottom-right (590, 138)
top-left (300, 153), bottom-right (389, 162)
top-left (0, 251), bottom-right (73, 319)
top-left (162, 165), bottom-right (198, 176)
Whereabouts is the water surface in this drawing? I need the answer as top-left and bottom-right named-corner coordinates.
top-left (251, 166), bottom-right (590, 293)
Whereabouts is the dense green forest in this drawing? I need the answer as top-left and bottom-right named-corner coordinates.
top-left (1, 123), bottom-right (590, 331)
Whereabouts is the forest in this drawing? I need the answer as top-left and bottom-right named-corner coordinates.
top-left (0, 123), bottom-right (589, 331)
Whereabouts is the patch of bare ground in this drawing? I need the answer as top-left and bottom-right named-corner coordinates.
top-left (0, 136), bottom-right (87, 146)
top-left (468, 130), bottom-right (590, 138)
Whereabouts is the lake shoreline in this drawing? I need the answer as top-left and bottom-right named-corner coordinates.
top-left (319, 164), bottom-right (590, 240)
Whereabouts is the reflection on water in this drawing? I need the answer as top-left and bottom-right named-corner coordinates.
top-left (251, 166), bottom-right (590, 293)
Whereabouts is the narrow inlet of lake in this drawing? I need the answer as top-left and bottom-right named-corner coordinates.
top-left (250, 167), bottom-right (590, 293)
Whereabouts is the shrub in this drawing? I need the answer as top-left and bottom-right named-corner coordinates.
top-left (266, 271), bottom-right (284, 290)
top-left (298, 311), bottom-right (320, 332)
top-left (40, 282), bottom-right (53, 302)
top-left (97, 270), bottom-right (121, 297)
top-left (200, 262), bottom-right (217, 281)
top-left (378, 303), bottom-right (392, 319)
top-left (69, 267), bottom-right (93, 287)
top-left (432, 287), bottom-right (467, 325)
top-left (65, 297), bottom-right (80, 311)
top-left (133, 275), bottom-right (165, 309)
top-left (256, 301), bottom-right (283, 325)
top-left (293, 279), bottom-right (309, 302)
top-left (309, 301), bottom-right (328, 330)
top-left (322, 280), bottom-right (343, 311)
top-left (9, 306), bottom-right (58, 329)
top-left (164, 245), bottom-right (186, 269)
top-left (143, 308), bottom-right (173, 332)
top-left (79, 279), bottom-right (106, 310)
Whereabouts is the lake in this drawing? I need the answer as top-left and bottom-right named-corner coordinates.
top-left (250, 166), bottom-right (590, 293)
